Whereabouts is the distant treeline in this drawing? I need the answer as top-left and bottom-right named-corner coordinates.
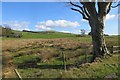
top-left (22, 30), bottom-right (56, 34)
top-left (22, 30), bottom-right (40, 33)
top-left (0, 25), bottom-right (22, 38)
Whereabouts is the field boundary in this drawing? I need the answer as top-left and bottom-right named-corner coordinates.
top-left (111, 46), bottom-right (120, 53)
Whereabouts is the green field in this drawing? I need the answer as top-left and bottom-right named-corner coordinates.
top-left (13, 30), bottom-right (76, 39)
top-left (2, 31), bottom-right (119, 78)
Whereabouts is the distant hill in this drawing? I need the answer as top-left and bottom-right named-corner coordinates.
top-left (9, 30), bottom-right (77, 39)
top-left (22, 30), bottom-right (57, 34)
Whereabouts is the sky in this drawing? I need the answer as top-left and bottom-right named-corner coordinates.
top-left (1, 2), bottom-right (119, 35)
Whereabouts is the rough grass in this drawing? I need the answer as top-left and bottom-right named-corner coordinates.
top-left (2, 35), bottom-right (119, 78)
top-left (3, 31), bottom-right (76, 39)
top-left (17, 54), bottom-right (119, 78)
top-left (13, 55), bottom-right (39, 65)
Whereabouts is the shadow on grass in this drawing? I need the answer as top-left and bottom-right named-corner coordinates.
top-left (36, 64), bottom-right (76, 69)
top-left (36, 64), bottom-right (64, 69)
top-left (18, 64), bottom-right (75, 70)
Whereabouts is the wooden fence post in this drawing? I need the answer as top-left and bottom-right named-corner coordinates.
top-left (62, 51), bottom-right (66, 71)
top-left (14, 69), bottom-right (22, 80)
top-left (112, 46), bottom-right (120, 53)
top-left (111, 46), bottom-right (113, 53)
top-left (85, 48), bottom-right (87, 63)
top-left (64, 53), bottom-right (66, 71)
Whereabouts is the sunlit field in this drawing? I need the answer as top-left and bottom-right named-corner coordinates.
top-left (2, 34), bottom-right (119, 78)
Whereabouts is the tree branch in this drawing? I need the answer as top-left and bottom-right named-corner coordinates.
top-left (71, 8), bottom-right (89, 20)
top-left (83, 6), bottom-right (90, 18)
top-left (98, 2), bottom-right (111, 16)
top-left (71, 8), bottom-right (82, 14)
top-left (69, 2), bottom-right (84, 12)
top-left (111, 3), bottom-right (120, 8)
top-left (107, 2), bottom-right (112, 14)
top-left (81, 2), bottom-right (97, 17)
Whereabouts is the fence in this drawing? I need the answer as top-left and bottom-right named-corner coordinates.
top-left (61, 46), bottom-right (92, 71)
top-left (61, 45), bottom-right (119, 71)
top-left (111, 46), bottom-right (120, 53)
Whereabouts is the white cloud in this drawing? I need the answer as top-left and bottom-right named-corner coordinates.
top-left (3, 21), bottom-right (30, 31)
top-left (24, 28), bottom-right (30, 31)
top-left (81, 19), bottom-right (88, 22)
top-left (35, 25), bottom-right (51, 30)
top-left (81, 14), bottom-right (117, 21)
top-left (60, 30), bottom-right (70, 33)
top-left (106, 14), bottom-right (116, 20)
top-left (35, 20), bottom-right (80, 30)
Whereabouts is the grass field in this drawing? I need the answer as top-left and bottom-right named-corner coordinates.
top-left (2, 31), bottom-right (119, 79)
top-left (12, 30), bottom-right (77, 39)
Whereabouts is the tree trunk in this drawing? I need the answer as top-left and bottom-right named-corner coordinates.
top-left (89, 16), bottom-right (110, 61)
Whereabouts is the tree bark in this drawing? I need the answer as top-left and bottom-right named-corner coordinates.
top-left (89, 16), bottom-right (110, 61)
top-left (70, 2), bottom-right (113, 62)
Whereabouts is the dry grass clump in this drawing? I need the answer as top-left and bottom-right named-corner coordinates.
top-left (38, 48), bottom-right (59, 62)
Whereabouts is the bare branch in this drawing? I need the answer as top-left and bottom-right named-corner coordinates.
top-left (69, 2), bottom-right (84, 12)
top-left (71, 8), bottom-right (89, 20)
top-left (83, 6), bottom-right (90, 18)
top-left (81, 2), bottom-right (97, 17)
top-left (70, 1), bottom-right (90, 20)
top-left (71, 8), bottom-right (83, 14)
top-left (112, 3), bottom-right (120, 8)
top-left (107, 2), bottom-right (112, 14)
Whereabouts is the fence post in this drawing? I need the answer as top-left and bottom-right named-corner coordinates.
top-left (111, 46), bottom-right (113, 53)
top-left (112, 46), bottom-right (120, 53)
top-left (64, 53), bottom-right (66, 71)
top-left (85, 48), bottom-right (88, 63)
top-left (62, 51), bottom-right (66, 71)
top-left (14, 69), bottom-right (22, 80)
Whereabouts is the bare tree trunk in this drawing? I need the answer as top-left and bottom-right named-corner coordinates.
top-left (70, 1), bottom-right (113, 62)
top-left (89, 17), bottom-right (110, 61)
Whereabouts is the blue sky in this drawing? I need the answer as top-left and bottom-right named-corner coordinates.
top-left (2, 2), bottom-right (119, 35)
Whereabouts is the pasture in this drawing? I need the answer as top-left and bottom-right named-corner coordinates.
top-left (2, 32), bottom-right (119, 78)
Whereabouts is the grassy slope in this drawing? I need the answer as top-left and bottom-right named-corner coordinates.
top-left (3, 30), bottom-right (118, 46)
top-left (5, 30), bottom-right (119, 38)
top-left (2, 30), bottom-right (119, 78)
top-left (18, 54), bottom-right (119, 78)
top-left (11, 30), bottom-right (76, 39)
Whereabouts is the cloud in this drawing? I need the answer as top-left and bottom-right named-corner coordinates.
top-left (60, 30), bottom-right (70, 33)
top-left (81, 19), bottom-right (88, 22)
top-left (106, 14), bottom-right (116, 20)
top-left (35, 25), bottom-right (51, 30)
top-left (35, 20), bottom-right (80, 30)
top-left (81, 14), bottom-right (117, 21)
top-left (3, 21), bottom-right (30, 31)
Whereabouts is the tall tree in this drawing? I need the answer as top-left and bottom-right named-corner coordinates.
top-left (69, 0), bottom-right (118, 61)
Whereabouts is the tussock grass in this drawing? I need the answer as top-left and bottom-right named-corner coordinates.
top-left (17, 54), bottom-right (118, 78)
top-left (2, 35), bottom-right (119, 78)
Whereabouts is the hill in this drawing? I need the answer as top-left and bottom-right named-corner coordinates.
top-left (9, 30), bottom-right (77, 39)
